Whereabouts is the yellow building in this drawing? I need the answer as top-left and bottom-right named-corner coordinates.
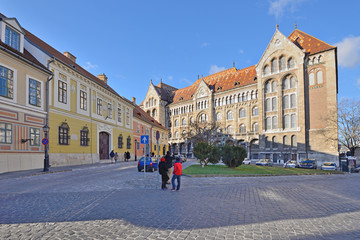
top-left (24, 28), bottom-right (135, 166)
top-left (0, 14), bottom-right (52, 173)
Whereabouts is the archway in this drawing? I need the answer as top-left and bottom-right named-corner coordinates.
top-left (99, 132), bottom-right (110, 160)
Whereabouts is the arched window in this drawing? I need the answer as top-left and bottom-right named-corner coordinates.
top-left (266, 117), bottom-right (271, 130)
top-left (238, 94), bottom-right (241, 102)
top-left (227, 111), bottom-right (233, 120)
top-left (199, 113), bottom-right (207, 123)
top-left (317, 71), bottom-right (323, 84)
top-left (216, 113), bottom-right (222, 121)
top-left (152, 109), bottom-right (157, 117)
top-left (291, 114), bottom-right (296, 128)
top-left (182, 118), bottom-right (187, 126)
top-left (272, 136), bottom-right (278, 149)
top-left (291, 135), bottom-right (297, 147)
top-left (215, 99), bottom-right (218, 107)
top-left (272, 116), bottom-right (277, 129)
top-left (318, 55), bottom-right (322, 63)
top-left (175, 131), bottom-right (179, 138)
top-left (251, 91), bottom-right (255, 99)
top-left (288, 58), bottom-right (295, 69)
top-left (284, 115), bottom-right (290, 128)
top-left (309, 73), bottom-right (315, 85)
top-left (265, 99), bottom-right (271, 112)
top-left (225, 97), bottom-right (228, 105)
top-left (313, 57), bottom-right (317, 64)
top-left (283, 135), bottom-right (289, 148)
top-left (182, 130), bottom-right (186, 138)
top-left (252, 106), bottom-right (258, 116)
top-left (239, 124), bottom-right (246, 133)
top-left (290, 76), bottom-right (296, 88)
top-left (190, 117), bottom-right (194, 124)
top-left (265, 136), bottom-right (271, 148)
top-left (239, 108), bottom-right (246, 118)
top-left (246, 92), bottom-right (250, 101)
top-left (174, 119), bottom-right (179, 127)
top-left (290, 94), bottom-right (296, 108)
top-left (252, 122), bottom-right (258, 132)
top-left (229, 95), bottom-right (233, 104)
top-left (283, 95), bottom-right (289, 109)
top-left (280, 56), bottom-right (286, 71)
top-left (265, 81), bottom-right (271, 93)
top-left (283, 77), bottom-right (289, 89)
top-left (118, 134), bottom-right (123, 148)
top-left (227, 125), bottom-right (234, 134)
top-left (272, 97), bottom-right (277, 111)
top-left (263, 65), bottom-right (270, 75)
top-left (271, 81), bottom-right (277, 92)
top-left (242, 93), bottom-right (246, 101)
top-left (271, 58), bottom-right (278, 73)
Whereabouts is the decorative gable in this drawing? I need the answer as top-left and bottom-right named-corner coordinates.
top-left (0, 17), bottom-right (25, 53)
top-left (195, 79), bottom-right (210, 99)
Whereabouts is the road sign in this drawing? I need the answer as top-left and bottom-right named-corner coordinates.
top-left (156, 131), bottom-right (160, 140)
top-left (42, 138), bottom-right (49, 145)
top-left (140, 135), bottom-right (149, 144)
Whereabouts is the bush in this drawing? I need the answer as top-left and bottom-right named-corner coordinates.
top-left (193, 141), bottom-right (220, 166)
top-left (221, 145), bottom-right (247, 168)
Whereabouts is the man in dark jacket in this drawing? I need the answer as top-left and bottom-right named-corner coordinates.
top-left (164, 151), bottom-right (173, 184)
top-left (159, 157), bottom-right (169, 190)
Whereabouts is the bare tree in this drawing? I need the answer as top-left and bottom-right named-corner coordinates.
top-left (182, 121), bottom-right (223, 145)
top-left (338, 99), bottom-right (360, 156)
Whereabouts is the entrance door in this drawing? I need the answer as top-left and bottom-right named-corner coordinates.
top-left (99, 132), bottom-right (109, 160)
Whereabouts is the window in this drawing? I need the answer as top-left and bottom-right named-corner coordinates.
top-left (239, 108), bottom-right (246, 118)
top-left (97, 98), bottom-right (102, 115)
top-left (137, 125), bottom-right (140, 133)
top-left (29, 79), bottom-right (41, 107)
top-left (284, 115), bottom-right (290, 129)
top-left (317, 71), bottom-right (323, 84)
top-left (182, 118), bottom-right (187, 126)
top-left (126, 108), bottom-right (130, 125)
top-left (266, 118), bottom-right (271, 130)
top-left (199, 114), bottom-right (207, 123)
top-left (229, 96), bottom-right (233, 104)
top-left (280, 56), bottom-right (286, 71)
top-left (152, 109), bottom-right (157, 117)
top-left (30, 127), bottom-right (40, 146)
top-left (283, 95), bottom-right (289, 109)
top-left (272, 136), bottom-right (278, 149)
top-left (242, 93), bottom-right (246, 101)
top-left (283, 77), bottom-right (289, 89)
top-left (227, 111), bottom-right (233, 120)
top-left (291, 114), bottom-right (296, 128)
top-left (271, 81), bottom-right (277, 92)
top-left (190, 117), bottom-right (194, 124)
top-left (226, 125), bottom-right (233, 134)
top-left (80, 127), bottom-right (89, 146)
top-left (0, 122), bottom-right (12, 143)
top-left (265, 81), bottom-right (271, 93)
top-left (265, 99), bottom-right (271, 112)
top-left (175, 131), bottom-right (179, 138)
top-left (59, 123), bottom-right (69, 145)
top-left (265, 137), bottom-right (271, 148)
top-left (272, 116), bottom-right (277, 129)
top-left (253, 122), bottom-right (258, 132)
top-left (175, 119), bottom-right (179, 127)
top-left (309, 73), bottom-right (315, 85)
top-left (288, 58), bottom-right (295, 69)
top-left (118, 107), bottom-right (122, 123)
top-left (290, 94), bottom-right (296, 108)
top-left (80, 90), bottom-right (87, 110)
top-left (118, 134), bottom-right (123, 148)
top-left (127, 136), bottom-right (131, 149)
top-left (0, 65), bottom-right (14, 98)
top-left (5, 26), bottom-right (20, 50)
top-left (252, 106), bottom-right (258, 116)
top-left (107, 103), bottom-right (112, 118)
top-left (216, 113), bottom-right (222, 121)
top-left (290, 76), bottom-right (296, 88)
top-left (271, 58), bottom-right (278, 73)
top-left (58, 80), bottom-right (67, 103)
top-left (136, 141), bottom-right (140, 150)
top-left (239, 124), bottom-right (246, 133)
top-left (283, 136), bottom-right (289, 148)
top-left (263, 65), bottom-right (270, 75)
top-left (272, 98), bottom-right (277, 111)
top-left (291, 135), bottom-right (297, 147)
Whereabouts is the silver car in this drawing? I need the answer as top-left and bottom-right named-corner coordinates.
top-left (321, 162), bottom-right (336, 171)
top-left (283, 160), bottom-right (297, 168)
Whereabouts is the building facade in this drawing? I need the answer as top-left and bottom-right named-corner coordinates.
top-left (0, 15), bottom-right (52, 173)
top-left (142, 28), bottom-right (339, 164)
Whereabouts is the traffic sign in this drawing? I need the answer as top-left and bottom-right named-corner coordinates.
top-left (42, 138), bottom-right (49, 145)
top-left (140, 135), bottom-right (149, 144)
top-left (156, 131), bottom-right (160, 140)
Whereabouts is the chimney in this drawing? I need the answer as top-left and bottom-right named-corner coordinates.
top-left (63, 51), bottom-right (76, 62)
top-left (132, 97), bottom-right (136, 104)
top-left (97, 73), bottom-right (108, 84)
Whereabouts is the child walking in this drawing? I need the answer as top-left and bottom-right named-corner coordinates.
top-left (171, 157), bottom-right (182, 191)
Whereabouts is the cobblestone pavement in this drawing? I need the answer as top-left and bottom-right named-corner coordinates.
top-left (0, 160), bottom-right (360, 239)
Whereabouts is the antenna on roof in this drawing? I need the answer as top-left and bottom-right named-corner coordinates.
top-left (233, 61), bottom-right (235, 68)
top-left (295, 22), bottom-right (297, 29)
top-left (276, 24), bottom-right (279, 30)
top-left (201, 74), bottom-right (203, 78)
top-left (160, 78), bottom-right (162, 83)
top-left (197, 74), bottom-right (199, 79)
top-left (150, 79), bottom-right (152, 84)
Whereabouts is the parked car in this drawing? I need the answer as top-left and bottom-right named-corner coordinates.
top-left (137, 157), bottom-right (158, 172)
top-left (354, 166), bottom-right (360, 173)
top-left (298, 159), bottom-right (317, 169)
top-left (321, 162), bottom-right (337, 171)
top-left (283, 160), bottom-right (297, 168)
top-left (243, 158), bottom-right (251, 165)
top-left (256, 159), bottom-right (273, 166)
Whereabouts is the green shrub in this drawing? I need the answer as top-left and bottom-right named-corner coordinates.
top-left (221, 145), bottom-right (247, 168)
top-left (193, 141), bottom-right (220, 166)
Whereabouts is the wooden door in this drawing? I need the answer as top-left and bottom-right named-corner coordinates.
top-left (99, 132), bottom-right (109, 160)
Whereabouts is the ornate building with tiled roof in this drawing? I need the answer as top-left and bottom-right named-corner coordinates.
top-left (141, 27), bottom-right (339, 164)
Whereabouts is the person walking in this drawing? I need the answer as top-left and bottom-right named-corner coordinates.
top-left (114, 152), bottom-right (118, 164)
top-left (110, 150), bottom-right (115, 163)
top-left (158, 157), bottom-right (169, 190)
top-left (126, 151), bottom-right (131, 161)
top-left (164, 151), bottom-right (173, 184)
top-left (171, 157), bottom-right (182, 191)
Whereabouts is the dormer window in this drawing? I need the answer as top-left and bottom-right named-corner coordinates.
top-left (5, 26), bottom-right (20, 51)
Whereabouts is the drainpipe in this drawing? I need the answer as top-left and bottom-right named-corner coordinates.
top-left (44, 57), bottom-right (55, 172)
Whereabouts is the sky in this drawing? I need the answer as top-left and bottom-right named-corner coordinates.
top-left (2, 0), bottom-right (360, 104)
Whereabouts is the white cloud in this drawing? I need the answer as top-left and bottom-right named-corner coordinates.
top-left (209, 65), bottom-right (226, 75)
top-left (335, 36), bottom-right (360, 68)
top-left (201, 42), bottom-right (209, 48)
top-left (268, 0), bottom-right (306, 19)
top-left (239, 49), bottom-right (244, 54)
top-left (168, 76), bottom-right (173, 81)
top-left (83, 61), bottom-right (98, 70)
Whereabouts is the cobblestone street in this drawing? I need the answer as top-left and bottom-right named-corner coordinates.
top-left (1, 160), bottom-right (360, 240)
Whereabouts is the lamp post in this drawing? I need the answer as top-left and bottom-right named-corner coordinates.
top-left (43, 124), bottom-right (50, 172)
top-left (134, 139), bottom-right (137, 161)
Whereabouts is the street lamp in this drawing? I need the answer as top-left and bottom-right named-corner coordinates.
top-left (134, 139), bottom-right (137, 161)
top-left (43, 124), bottom-right (50, 172)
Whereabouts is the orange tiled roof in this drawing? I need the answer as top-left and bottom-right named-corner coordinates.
top-left (133, 105), bottom-right (167, 131)
top-left (171, 66), bottom-right (257, 104)
top-left (288, 29), bottom-right (335, 55)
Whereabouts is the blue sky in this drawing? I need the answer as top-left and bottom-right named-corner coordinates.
top-left (2, 0), bottom-right (360, 103)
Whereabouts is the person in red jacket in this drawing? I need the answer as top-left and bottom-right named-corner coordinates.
top-left (171, 157), bottom-right (182, 191)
